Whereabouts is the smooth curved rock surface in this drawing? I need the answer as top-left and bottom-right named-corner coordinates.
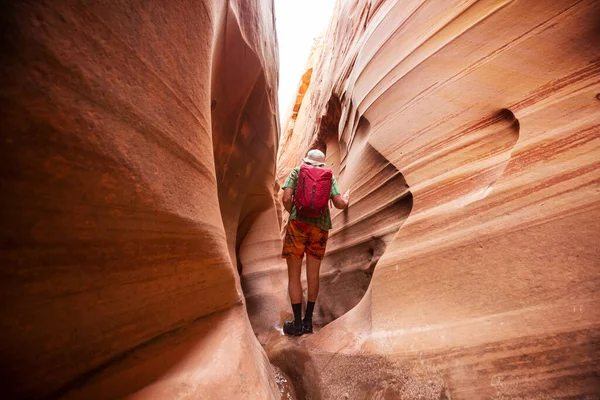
top-left (0, 0), bottom-right (280, 398)
top-left (2, 0), bottom-right (599, 398)
top-left (273, 0), bottom-right (600, 398)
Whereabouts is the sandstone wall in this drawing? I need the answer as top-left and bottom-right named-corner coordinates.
top-left (0, 1), bottom-right (280, 398)
top-left (274, 0), bottom-right (600, 398)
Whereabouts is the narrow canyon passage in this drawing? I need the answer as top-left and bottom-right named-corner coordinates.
top-left (265, 1), bottom-right (600, 398)
top-left (1, 0), bottom-right (599, 399)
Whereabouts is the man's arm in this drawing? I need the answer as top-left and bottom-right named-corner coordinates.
top-left (282, 188), bottom-right (294, 213)
top-left (332, 189), bottom-right (350, 209)
top-left (281, 168), bottom-right (298, 213)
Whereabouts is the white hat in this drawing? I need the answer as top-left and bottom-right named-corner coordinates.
top-left (303, 149), bottom-right (326, 166)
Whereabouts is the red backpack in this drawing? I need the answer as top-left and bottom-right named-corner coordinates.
top-left (294, 164), bottom-right (333, 218)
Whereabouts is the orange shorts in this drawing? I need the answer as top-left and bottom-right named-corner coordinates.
top-left (282, 220), bottom-right (329, 260)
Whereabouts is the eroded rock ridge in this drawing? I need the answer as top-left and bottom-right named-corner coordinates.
top-left (1, 0), bottom-right (281, 398)
top-left (270, 0), bottom-right (600, 398)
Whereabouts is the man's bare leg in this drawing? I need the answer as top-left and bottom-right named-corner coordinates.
top-left (304, 254), bottom-right (322, 332)
top-left (287, 258), bottom-right (303, 303)
top-left (306, 255), bottom-right (322, 302)
top-left (283, 257), bottom-right (304, 335)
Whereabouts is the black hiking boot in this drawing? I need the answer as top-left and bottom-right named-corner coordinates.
top-left (283, 320), bottom-right (303, 336)
top-left (302, 319), bottom-right (313, 334)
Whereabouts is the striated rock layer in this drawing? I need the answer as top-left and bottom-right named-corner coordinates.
top-left (0, 0), bottom-right (281, 398)
top-left (272, 0), bottom-right (600, 398)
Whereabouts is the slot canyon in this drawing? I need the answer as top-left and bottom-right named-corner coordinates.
top-left (1, 0), bottom-right (599, 399)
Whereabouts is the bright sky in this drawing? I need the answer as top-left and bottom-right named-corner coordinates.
top-left (274, 0), bottom-right (337, 127)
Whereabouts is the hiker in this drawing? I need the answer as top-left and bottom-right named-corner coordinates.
top-left (281, 149), bottom-right (350, 336)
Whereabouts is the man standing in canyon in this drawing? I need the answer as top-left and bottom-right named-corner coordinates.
top-left (281, 149), bottom-right (350, 336)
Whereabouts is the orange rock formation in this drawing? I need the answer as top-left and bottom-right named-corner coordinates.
top-left (271, 0), bottom-right (600, 398)
top-left (1, 0), bottom-right (599, 399)
top-left (1, 0), bottom-right (280, 398)
top-left (276, 0), bottom-right (600, 399)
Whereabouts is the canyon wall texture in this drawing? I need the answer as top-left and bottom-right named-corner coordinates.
top-left (2, 0), bottom-right (599, 398)
top-left (0, 0), bottom-right (281, 398)
top-left (272, 0), bottom-right (600, 398)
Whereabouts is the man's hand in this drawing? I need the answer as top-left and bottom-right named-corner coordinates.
top-left (342, 189), bottom-right (350, 202)
top-left (332, 189), bottom-right (350, 209)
